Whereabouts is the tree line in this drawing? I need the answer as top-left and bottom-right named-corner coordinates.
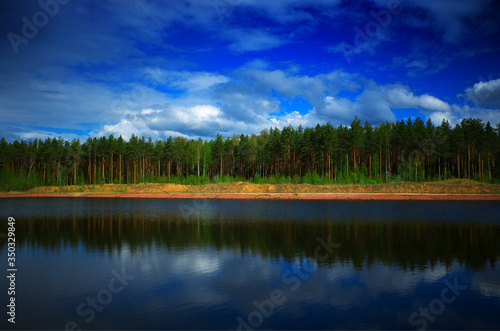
top-left (8, 215), bottom-right (500, 271)
top-left (1, 117), bottom-right (499, 190)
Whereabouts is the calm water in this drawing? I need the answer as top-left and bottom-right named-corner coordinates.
top-left (1, 198), bottom-right (500, 330)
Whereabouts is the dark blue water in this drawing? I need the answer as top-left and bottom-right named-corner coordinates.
top-left (1, 198), bottom-right (499, 330)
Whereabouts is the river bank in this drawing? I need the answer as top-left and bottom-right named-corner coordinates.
top-left (1, 179), bottom-right (499, 199)
top-left (1, 192), bottom-right (499, 200)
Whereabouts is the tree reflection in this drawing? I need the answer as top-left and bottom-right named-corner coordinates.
top-left (4, 210), bottom-right (499, 272)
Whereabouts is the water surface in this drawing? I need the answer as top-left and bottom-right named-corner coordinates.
top-left (1, 198), bottom-right (499, 330)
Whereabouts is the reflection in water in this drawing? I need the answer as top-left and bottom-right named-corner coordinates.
top-left (10, 212), bottom-right (500, 271)
top-left (0, 198), bottom-right (499, 330)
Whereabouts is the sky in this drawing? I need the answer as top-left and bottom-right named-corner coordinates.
top-left (1, 0), bottom-right (500, 142)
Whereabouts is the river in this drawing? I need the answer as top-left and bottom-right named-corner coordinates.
top-left (1, 198), bottom-right (499, 330)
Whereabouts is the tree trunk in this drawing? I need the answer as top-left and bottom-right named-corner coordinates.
top-left (102, 155), bottom-right (105, 183)
top-left (387, 137), bottom-right (390, 173)
top-left (369, 153), bottom-right (372, 179)
top-left (414, 157), bottom-right (417, 182)
top-left (353, 149), bottom-right (355, 172)
top-left (379, 148), bottom-right (382, 180)
top-left (88, 152), bottom-right (91, 184)
top-left (488, 152), bottom-right (491, 182)
top-left (328, 152), bottom-right (331, 179)
top-left (422, 155), bottom-right (425, 182)
top-left (110, 153), bottom-right (113, 184)
top-left (133, 160), bottom-right (137, 184)
top-left (346, 153), bottom-right (349, 176)
top-left (479, 153), bottom-right (482, 181)
top-left (438, 157), bottom-right (441, 180)
top-left (119, 154), bottom-right (122, 184)
top-left (467, 145), bottom-right (471, 180)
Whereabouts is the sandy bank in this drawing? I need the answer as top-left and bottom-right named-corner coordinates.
top-left (1, 192), bottom-right (499, 200)
top-left (1, 179), bottom-right (499, 199)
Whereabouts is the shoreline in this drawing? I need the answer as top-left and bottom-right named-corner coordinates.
top-left (1, 193), bottom-right (499, 200)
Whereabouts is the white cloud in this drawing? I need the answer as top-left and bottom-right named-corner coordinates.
top-left (4, 61), bottom-right (499, 143)
top-left (95, 118), bottom-right (152, 141)
top-left (239, 59), bottom-right (270, 70)
top-left (424, 103), bottom-right (500, 127)
top-left (373, 84), bottom-right (451, 113)
top-left (420, 78), bottom-right (500, 125)
top-left (453, 104), bottom-right (500, 125)
top-left (158, 71), bottom-right (230, 92)
top-left (429, 112), bottom-right (454, 126)
top-left (463, 78), bottom-right (500, 108)
top-left (319, 82), bottom-right (452, 125)
top-left (1, 0), bottom-right (498, 143)
top-left (0, 73), bottom-right (117, 129)
top-left (141, 108), bottom-right (160, 115)
top-left (224, 29), bottom-right (286, 52)
top-left (418, 94), bottom-right (451, 112)
top-left (269, 110), bottom-right (317, 129)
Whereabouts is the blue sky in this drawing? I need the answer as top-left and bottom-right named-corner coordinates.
top-left (1, 0), bottom-right (500, 142)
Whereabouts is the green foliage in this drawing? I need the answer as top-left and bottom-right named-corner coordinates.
top-left (1, 116), bottom-right (499, 191)
top-left (0, 168), bottom-right (40, 191)
top-left (291, 174), bottom-right (302, 184)
top-left (253, 174), bottom-right (264, 184)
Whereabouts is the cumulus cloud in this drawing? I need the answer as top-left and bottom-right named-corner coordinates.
top-left (463, 78), bottom-right (500, 108)
top-left (418, 78), bottom-right (500, 125)
top-left (224, 29), bottom-right (286, 53)
top-left (94, 118), bottom-right (153, 141)
top-left (151, 71), bottom-right (230, 92)
top-left (94, 68), bottom-right (465, 141)
top-left (375, 84), bottom-right (451, 112)
top-left (1, 0), bottom-right (498, 141)
top-left (320, 82), bottom-right (451, 125)
top-left (424, 103), bottom-right (500, 127)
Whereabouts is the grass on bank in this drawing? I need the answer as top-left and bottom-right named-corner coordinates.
top-left (2, 164), bottom-right (499, 193)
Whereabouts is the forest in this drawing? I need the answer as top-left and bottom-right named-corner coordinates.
top-left (9, 214), bottom-right (500, 271)
top-left (1, 117), bottom-right (499, 191)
